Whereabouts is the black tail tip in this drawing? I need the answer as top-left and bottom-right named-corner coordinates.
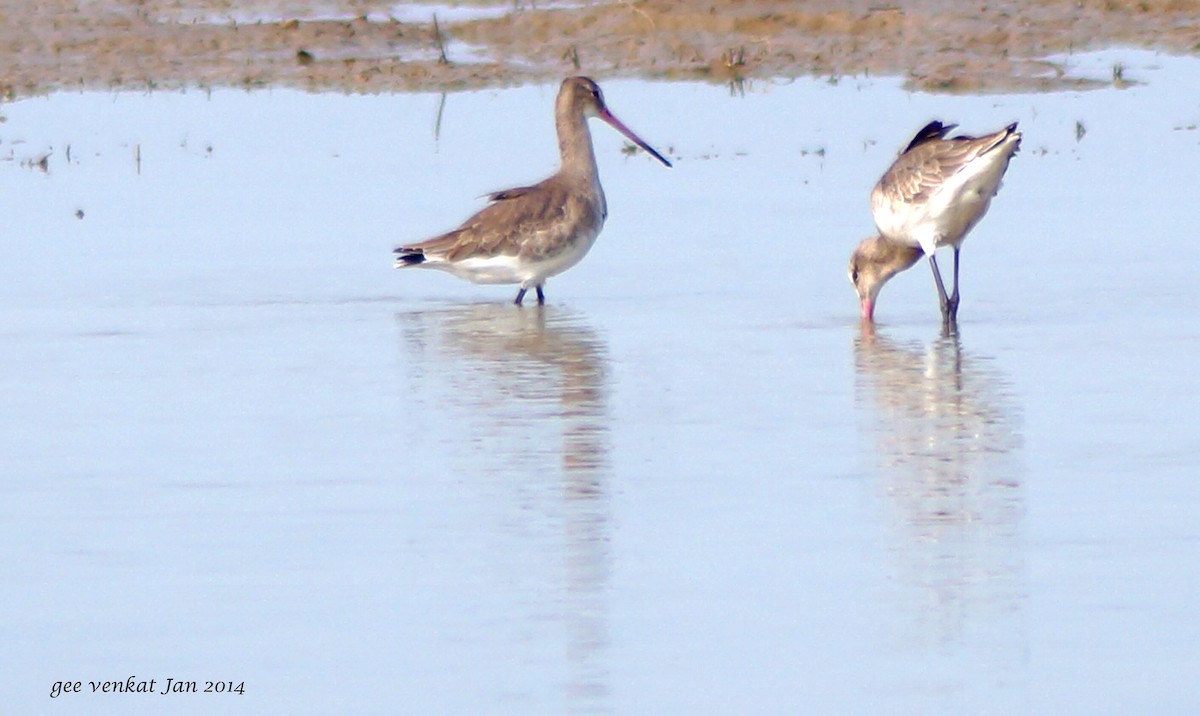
top-left (905, 121), bottom-right (956, 152)
top-left (393, 250), bottom-right (425, 267)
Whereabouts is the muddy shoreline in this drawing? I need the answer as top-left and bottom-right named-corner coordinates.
top-left (4, 0), bottom-right (1199, 98)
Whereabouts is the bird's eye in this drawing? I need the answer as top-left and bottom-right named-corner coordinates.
top-left (851, 270), bottom-right (859, 283)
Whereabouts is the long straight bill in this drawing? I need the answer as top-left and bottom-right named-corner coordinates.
top-left (598, 109), bottom-right (672, 168)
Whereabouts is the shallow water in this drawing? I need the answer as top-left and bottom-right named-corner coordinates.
top-left (3, 50), bottom-right (1199, 714)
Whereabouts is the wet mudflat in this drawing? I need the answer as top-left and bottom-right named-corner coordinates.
top-left (3, 50), bottom-right (1200, 713)
top-left (7, 0), bottom-right (1200, 94)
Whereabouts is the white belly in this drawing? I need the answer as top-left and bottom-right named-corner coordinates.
top-left (874, 176), bottom-right (1002, 256)
top-left (423, 225), bottom-right (602, 287)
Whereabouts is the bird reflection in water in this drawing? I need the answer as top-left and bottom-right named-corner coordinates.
top-left (396, 303), bottom-right (611, 713)
top-left (853, 323), bottom-right (1027, 661)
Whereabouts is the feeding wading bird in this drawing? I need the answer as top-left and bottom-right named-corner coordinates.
top-left (394, 77), bottom-right (672, 305)
top-left (849, 120), bottom-right (1021, 325)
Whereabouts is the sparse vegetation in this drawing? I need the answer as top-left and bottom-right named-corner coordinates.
top-left (0, 1), bottom-right (1195, 96)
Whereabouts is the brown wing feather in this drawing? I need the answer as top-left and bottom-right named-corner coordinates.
top-left (878, 126), bottom-right (1014, 206)
top-left (397, 176), bottom-right (600, 262)
top-left (485, 186), bottom-right (538, 202)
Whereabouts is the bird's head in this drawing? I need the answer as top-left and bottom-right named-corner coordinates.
top-left (849, 236), bottom-right (923, 321)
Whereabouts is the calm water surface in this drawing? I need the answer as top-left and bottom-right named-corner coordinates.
top-left (2, 50), bottom-right (1199, 714)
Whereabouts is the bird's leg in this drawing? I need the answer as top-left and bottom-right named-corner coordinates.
top-left (536, 285), bottom-right (545, 305)
top-left (514, 287), bottom-right (527, 306)
top-left (946, 247), bottom-right (961, 322)
top-left (928, 254), bottom-right (951, 318)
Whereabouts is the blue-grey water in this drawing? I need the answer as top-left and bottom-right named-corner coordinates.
top-left (2, 50), bottom-right (1199, 714)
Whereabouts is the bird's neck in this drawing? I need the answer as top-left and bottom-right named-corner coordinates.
top-left (882, 241), bottom-right (924, 277)
top-left (556, 112), bottom-right (600, 182)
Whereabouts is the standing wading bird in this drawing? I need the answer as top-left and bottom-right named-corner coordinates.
top-left (394, 76), bottom-right (672, 305)
top-left (849, 120), bottom-right (1021, 326)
